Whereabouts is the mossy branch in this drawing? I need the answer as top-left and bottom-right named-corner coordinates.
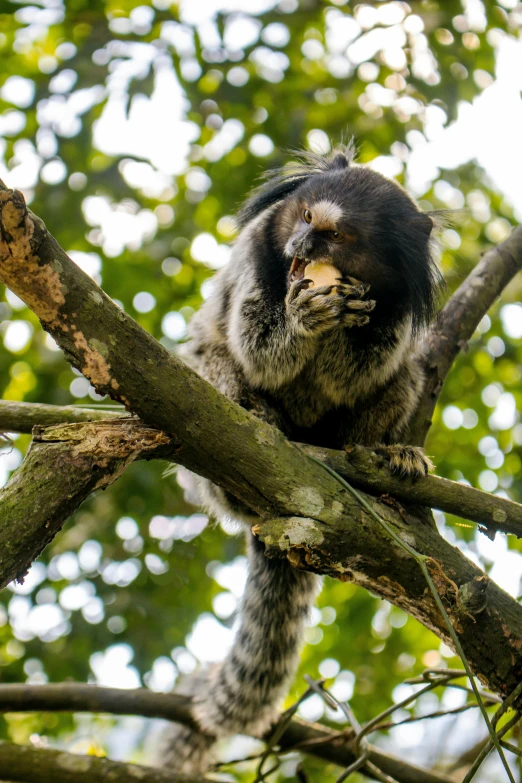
top-left (0, 419), bottom-right (171, 589)
top-left (0, 739), bottom-right (211, 783)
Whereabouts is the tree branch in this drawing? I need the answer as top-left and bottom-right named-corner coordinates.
top-left (408, 226), bottom-right (522, 445)
top-left (3, 401), bottom-right (521, 537)
top-left (0, 400), bottom-right (126, 433)
top-left (304, 444), bottom-right (522, 538)
top-left (2, 184), bottom-right (522, 698)
top-left (0, 684), bottom-right (453, 783)
top-left (2, 416), bottom-right (521, 592)
top-left (0, 419), bottom-right (171, 589)
top-left (0, 740), bottom-right (211, 783)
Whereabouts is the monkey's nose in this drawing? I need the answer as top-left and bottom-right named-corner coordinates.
top-left (292, 235), bottom-right (313, 255)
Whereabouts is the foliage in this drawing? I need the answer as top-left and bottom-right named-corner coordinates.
top-left (1, 0), bottom-right (522, 779)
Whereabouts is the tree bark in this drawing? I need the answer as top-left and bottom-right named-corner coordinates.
top-left (0, 419), bottom-right (170, 588)
top-left (2, 403), bottom-right (522, 535)
top-left (0, 400), bottom-right (126, 433)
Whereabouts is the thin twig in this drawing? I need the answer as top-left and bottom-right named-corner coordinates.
top-left (303, 677), bottom-right (401, 783)
top-left (0, 684), bottom-right (454, 783)
top-left (462, 713), bottom-right (522, 783)
top-left (499, 741), bottom-right (522, 760)
top-left (354, 676), bottom-right (455, 748)
top-left (375, 701), bottom-right (497, 731)
top-left (408, 225), bottom-right (522, 446)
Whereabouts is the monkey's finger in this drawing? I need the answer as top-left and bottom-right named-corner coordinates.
top-left (337, 282), bottom-right (368, 299)
top-left (342, 313), bottom-right (370, 328)
top-left (339, 277), bottom-right (371, 294)
top-left (376, 445), bottom-right (433, 479)
top-left (299, 283), bottom-right (337, 299)
top-left (305, 295), bottom-right (345, 317)
top-left (345, 298), bottom-right (376, 312)
top-left (286, 278), bottom-right (313, 302)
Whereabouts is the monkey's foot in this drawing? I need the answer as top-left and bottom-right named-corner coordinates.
top-left (373, 444), bottom-right (434, 479)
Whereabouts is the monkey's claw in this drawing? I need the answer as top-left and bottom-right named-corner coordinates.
top-left (374, 444), bottom-right (434, 479)
top-left (336, 279), bottom-right (375, 326)
top-left (286, 277), bottom-right (315, 302)
top-left (342, 313), bottom-right (371, 328)
top-left (286, 284), bottom-right (346, 335)
top-left (342, 297), bottom-right (375, 312)
top-left (337, 279), bottom-right (369, 299)
top-left (339, 285), bottom-right (376, 328)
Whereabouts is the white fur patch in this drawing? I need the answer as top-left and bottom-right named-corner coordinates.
top-left (284, 236), bottom-right (296, 257)
top-left (311, 199), bottom-right (343, 228)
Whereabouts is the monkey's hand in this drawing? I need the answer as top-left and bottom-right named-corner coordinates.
top-left (372, 444), bottom-right (434, 479)
top-left (286, 277), bottom-right (375, 336)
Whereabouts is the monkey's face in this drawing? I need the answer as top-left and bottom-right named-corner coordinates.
top-left (276, 168), bottom-right (433, 300)
top-left (239, 146), bottom-right (439, 330)
top-left (282, 196), bottom-right (370, 287)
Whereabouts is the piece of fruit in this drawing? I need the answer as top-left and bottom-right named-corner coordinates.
top-left (304, 262), bottom-right (342, 290)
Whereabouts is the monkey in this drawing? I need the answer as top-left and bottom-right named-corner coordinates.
top-left (157, 143), bottom-right (441, 773)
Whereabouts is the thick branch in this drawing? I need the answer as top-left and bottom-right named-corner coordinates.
top-left (2, 419), bottom-right (521, 591)
top-left (408, 226), bottom-right (522, 445)
top-left (3, 402), bottom-right (521, 537)
top-left (2, 184), bottom-right (522, 699)
top-left (0, 684), bottom-right (453, 783)
top-left (0, 740), bottom-right (210, 783)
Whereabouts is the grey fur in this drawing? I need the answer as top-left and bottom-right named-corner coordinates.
top-left (159, 146), bottom-right (438, 773)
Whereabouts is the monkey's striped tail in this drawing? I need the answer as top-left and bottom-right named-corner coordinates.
top-left (158, 533), bottom-right (320, 774)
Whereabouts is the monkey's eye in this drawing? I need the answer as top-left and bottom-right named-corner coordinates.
top-left (303, 208), bottom-right (313, 224)
top-left (329, 230), bottom-right (343, 242)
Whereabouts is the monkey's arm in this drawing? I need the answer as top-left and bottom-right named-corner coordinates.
top-left (228, 279), bottom-right (374, 391)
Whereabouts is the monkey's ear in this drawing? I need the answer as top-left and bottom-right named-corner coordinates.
top-left (415, 213), bottom-right (434, 236)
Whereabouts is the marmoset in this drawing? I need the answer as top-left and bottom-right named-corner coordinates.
top-left (159, 143), bottom-right (440, 772)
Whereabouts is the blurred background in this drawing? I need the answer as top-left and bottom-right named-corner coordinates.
top-left (0, 0), bottom-right (522, 780)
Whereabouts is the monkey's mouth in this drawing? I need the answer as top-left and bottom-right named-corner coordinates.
top-left (289, 257), bottom-right (335, 282)
top-left (289, 257), bottom-right (308, 282)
